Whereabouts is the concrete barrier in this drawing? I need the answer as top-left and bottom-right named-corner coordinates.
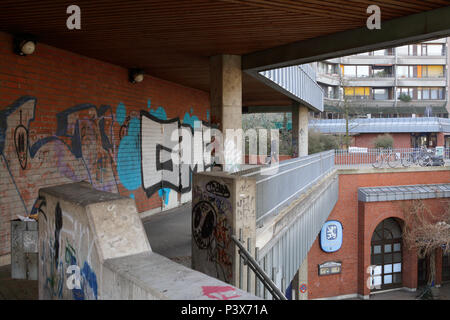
top-left (191, 171), bottom-right (256, 292)
top-left (38, 181), bottom-right (257, 300)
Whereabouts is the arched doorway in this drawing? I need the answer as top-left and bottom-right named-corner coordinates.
top-left (370, 218), bottom-right (403, 291)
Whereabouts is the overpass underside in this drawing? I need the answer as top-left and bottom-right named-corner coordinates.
top-left (1, 1), bottom-right (450, 300)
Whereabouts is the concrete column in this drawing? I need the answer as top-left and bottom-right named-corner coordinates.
top-left (295, 257), bottom-right (308, 300)
top-left (210, 55), bottom-right (243, 168)
top-left (292, 102), bottom-right (309, 157)
top-left (192, 171), bottom-right (256, 291)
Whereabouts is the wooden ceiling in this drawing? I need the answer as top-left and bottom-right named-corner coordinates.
top-left (1, 0), bottom-right (449, 107)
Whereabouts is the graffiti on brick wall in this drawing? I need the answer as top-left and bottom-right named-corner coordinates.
top-left (0, 96), bottom-right (211, 221)
top-left (140, 105), bottom-right (213, 207)
top-left (39, 198), bottom-right (98, 300)
top-left (192, 180), bottom-right (233, 282)
top-left (0, 96), bottom-right (118, 218)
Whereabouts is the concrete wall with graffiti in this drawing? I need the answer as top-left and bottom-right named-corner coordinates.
top-left (191, 172), bottom-right (256, 288)
top-left (39, 195), bottom-right (101, 300)
top-left (0, 31), bottom-right (210, 256)
top-left (192, 175), bottom-right (235, 283)
top-left (38, 181), bottom-right (152, 300)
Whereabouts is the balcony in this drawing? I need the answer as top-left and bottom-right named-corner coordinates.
top-left (324, 97), bottom-right (447, 111)
top-left (344, 76), bottom-right (395, 87)
top-left (397, 77), bottom-right (446, 87)
top-left (397, 55), bottom-right (446, 65)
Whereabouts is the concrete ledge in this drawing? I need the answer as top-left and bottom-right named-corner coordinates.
top-left (103, 252), bottom-right (259, 300)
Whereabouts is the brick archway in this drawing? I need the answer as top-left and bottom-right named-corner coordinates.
top-left (358, 201), bottom-right (417, 297)
top-left (369, 217), bottom-right (404, 291)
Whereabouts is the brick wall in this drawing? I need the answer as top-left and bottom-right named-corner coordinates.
top-left (0, 31), bottom-right (210, 256)
top-left (307, 169), bottom-right (450, 299)
top-left (353, 133), bottom-right (412, 149)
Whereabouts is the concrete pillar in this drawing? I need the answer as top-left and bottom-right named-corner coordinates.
top-left (292, 102), bottom-right (309, 157)
top-left (210, 55), bottom-right (243, 168)
top-left (192, 171), bottom-right (256, 291)
top-left (294, 257), bottom-right (308, 300)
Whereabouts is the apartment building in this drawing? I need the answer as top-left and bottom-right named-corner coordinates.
top-left (314, 38), bottom-right (449, 119)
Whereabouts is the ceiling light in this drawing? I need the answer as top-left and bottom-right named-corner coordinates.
top-left (14, 35), bottom-right (37, 56)
top-left (129, 68), bottom-right (145, 83)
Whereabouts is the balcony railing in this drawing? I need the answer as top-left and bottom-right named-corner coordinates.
top-left (259, 65), bottom-right (324, 112)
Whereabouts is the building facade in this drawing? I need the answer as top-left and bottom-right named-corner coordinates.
top-left (304, 169), bottom-right (450, 300)
top-left (309, 117), bottom-right (450, 149)
top-left (314, 38), bottom-right (449, 119)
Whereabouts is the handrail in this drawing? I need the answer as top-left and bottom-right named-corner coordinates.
top-left (231, 234), bottom-right (287, 300)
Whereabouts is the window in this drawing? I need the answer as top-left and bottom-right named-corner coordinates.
top-left (397, 65), bottom-right (418, 78)
top-left (422, 65), bottom-right (444, 78)
top-left (372, 66), bottom-right (392, 77)
top-left (397, 66), bottom-right (409, 78)
top-left (418, 87), bottom-right (445, 100)
top-left (343, 65), bottom-right (356, 77)
top-left (373, 88), bottom-right (389, 100)
top-left (397, 87), bottom-right (414, 99)
top-left (370, 218), bottom-right (403, 291)
top-left (373, 49), bottom-right (391, 56)
top-left (357, 66), bottom-right (370, 77)
top-left (344, 87), bottom-right (370, 98)
top-left (396, 45), bottom-right (409, 55)
top-left (426, 44), bottom-right (444, 56)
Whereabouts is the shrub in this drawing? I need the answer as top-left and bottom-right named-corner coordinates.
top-left (373, 133), bottom-right (394, 149)
top-left (308, 130), bottom-right (339, 154)
top-left (398, 93), bottom-right (412, 102)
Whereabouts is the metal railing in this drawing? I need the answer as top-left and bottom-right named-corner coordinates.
top-left (243, 150), bottom-right (335, 224)
top-left (253, 172), bottom-right (339, 299)
top-left (231, 232), bottom-right (287, 300)
top-left (259, 65), bottom-right (324, 112)
top-left (335, 147), bottom-right (450, 167)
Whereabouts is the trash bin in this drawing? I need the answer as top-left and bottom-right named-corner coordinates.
top-left (11, 219), bottom-right (38, 280)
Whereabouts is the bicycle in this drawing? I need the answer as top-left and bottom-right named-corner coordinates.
top-left (372, 149), bottom-right (401, 168)
top-left (401, 147), bottom-right (431, 167)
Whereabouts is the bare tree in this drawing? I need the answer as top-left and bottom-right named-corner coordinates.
top-left (402, 200), bottom-right (450, 295)
top-left (335, 75), bottom-right (361, 149)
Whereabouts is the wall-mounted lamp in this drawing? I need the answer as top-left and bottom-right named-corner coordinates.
top-left (14, 35), bottom-right (37, 56)
top-left (129, 68), bottom-right (145, 83)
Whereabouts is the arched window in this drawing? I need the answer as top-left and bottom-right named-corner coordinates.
top-left (370, 218), bottom-right (403, 291)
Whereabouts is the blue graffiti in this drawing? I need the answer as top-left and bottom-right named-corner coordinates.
top-left (150, 107), bottom-right (167, 120)
top-left (183, 108), bottom-right (200, 128)
top-left (117, 116), bottom-right (141, 190)
top-left (81, 261), bottom-right (98, 300)
top-left (116, 102), bottom-right (126, 126)
top-left (158, 188), bottom-right (172, 205)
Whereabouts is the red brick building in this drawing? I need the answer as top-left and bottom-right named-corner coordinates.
top-left (310, 117), bottom-right (450, 149)
top-left (306, 168), bottom-right (450, 299)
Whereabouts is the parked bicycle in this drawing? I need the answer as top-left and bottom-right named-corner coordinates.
top-left (401, 147), bottom-right (444, 167)
top-left (372, 149), bottom-right (402, 168)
